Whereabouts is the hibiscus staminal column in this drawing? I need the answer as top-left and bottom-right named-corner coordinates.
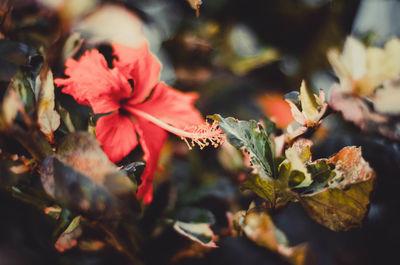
top-left (129, 108), bottom-right (225, 149)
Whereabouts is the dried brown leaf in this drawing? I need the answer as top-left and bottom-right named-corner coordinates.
top-left (300, 146), bottom-right (375, 231)
top-left (236, 208), bottom-right (308, 265)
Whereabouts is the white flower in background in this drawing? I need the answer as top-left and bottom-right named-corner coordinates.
top-left (328, 36), bottom-right (400, 96)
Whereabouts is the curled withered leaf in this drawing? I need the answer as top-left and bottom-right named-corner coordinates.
top-left (300, 146), bottom-right (375, 231)
top-left (35, 66), bottom-right (60, 143)
top-left (54, 216), bottom-right (83, 252)
top-left (273, 142), bottom-right (376, 231)
top-left (41, 156), bottom-right (122, 218)
top-left (40, 132), bottom-right (140, 219)
top-left (38, 109), bottom-right (60, 142)
top-left (173, 221), bottom-right (217, 248)
top-left (327, 146), bottom-right (374, 188)
top-left (236, 208), bottom-right (308, 265)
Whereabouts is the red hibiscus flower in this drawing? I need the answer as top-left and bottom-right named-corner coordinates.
top-left (55, 42), bottom-right (223, 203)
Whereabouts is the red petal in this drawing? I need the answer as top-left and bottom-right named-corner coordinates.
top-left (95, 113), bottom-right (138, 162)
top-left (135, 116), bottom-right (168, 204)
top-left (112, 42), bottom-right (161, 104)
top-left (130, 82), bottom-right (204, 130)
top-left (55, 49), bottom-right (132, 114)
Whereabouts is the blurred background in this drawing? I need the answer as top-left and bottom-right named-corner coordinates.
top-left (1, 0), bottom-right (400, 264)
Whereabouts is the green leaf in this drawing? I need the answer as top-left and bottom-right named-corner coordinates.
top-left (212, 115), bottom-right (276, 180)
top-left (211, 115), bottom-right (295, 207)
top-left (241, 174), bottom-right (295, 207)
top-left (300, 146), bottom-right (375, 231)
top-left (288, 171), bottom-right (306, 188)
top-left (241, 174), bottom-right (277, 203)
top-left (300, 179), bottom-right (374, 232)
top-left (64, 215), bottom-right (82, 234)
top-left (260, 116), bottom-right (277, 136)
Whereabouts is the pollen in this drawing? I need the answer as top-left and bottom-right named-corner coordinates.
top-left (181, 120), bottom-right (225, 150)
